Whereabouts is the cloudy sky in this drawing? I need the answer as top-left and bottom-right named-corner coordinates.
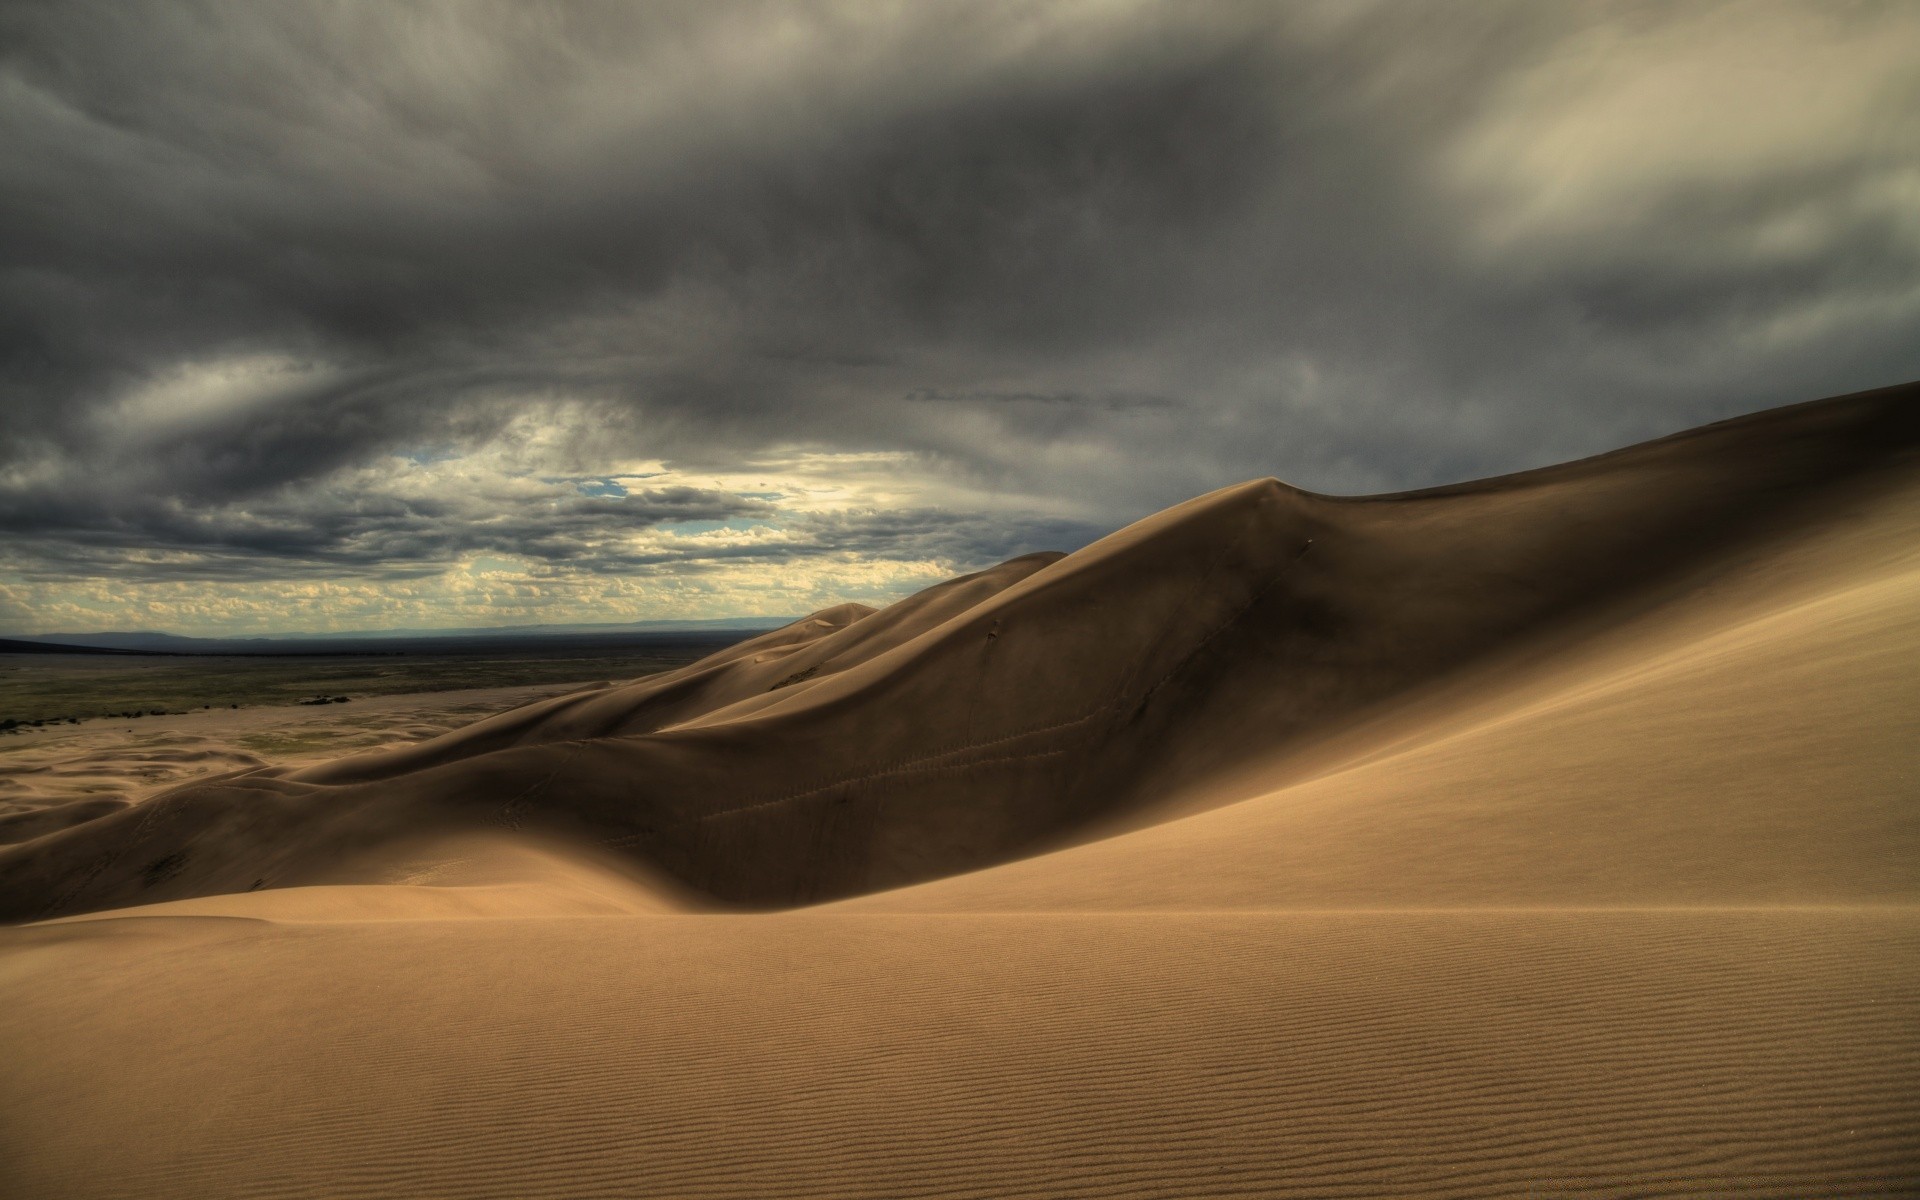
top-left (3, 1), bottom-right (1916, 635)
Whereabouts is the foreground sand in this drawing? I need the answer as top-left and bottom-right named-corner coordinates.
top-left (3, 388), bottom-right (1918, 1196)
top-left (7, 909), bottom-right (1912, 1198)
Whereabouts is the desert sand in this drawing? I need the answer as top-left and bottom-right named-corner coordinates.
top-left (2, 384), bottom-right (1917, 1197)
top-left (0, 682), bottom-right (609, 831)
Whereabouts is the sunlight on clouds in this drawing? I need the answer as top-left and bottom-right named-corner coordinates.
top-left (105, 354), bottom-right (330, 436)
top-left (0, 412), bottom-right (1016, 634)
top-left (609, 450), bottom-right (930, 513)
top-left (12, 4), bottom-right (1910, 638)
top-left (0, 552), bottom-right (954, 637)
top-left (1444, 5), bottom-right (1920, 249)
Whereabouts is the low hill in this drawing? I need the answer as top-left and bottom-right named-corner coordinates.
top-left (5, 382), bottom-right (1918, 1199)
top-left (4, 382), bottom-right (1916, 920)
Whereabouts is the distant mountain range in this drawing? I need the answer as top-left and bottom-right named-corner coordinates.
top-left (0, 617), bottom-right (792, 657)
top-left (0, 637), bottom-right (164, 656)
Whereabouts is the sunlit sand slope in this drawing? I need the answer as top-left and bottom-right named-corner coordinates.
top-left (850, 458), bottom-right (1920, 913)
top-left (2, 384), bottom-right (1916, 919)
top-left (3, 386), bottom-right (1919, 1197)
top-left (4, 912), bottom-right (1915, 1198)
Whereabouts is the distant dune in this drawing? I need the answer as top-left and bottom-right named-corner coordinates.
top-left (3, 382), bottom-right (1917, 1197)
top-left (0, 638), bottom-right (161, 656)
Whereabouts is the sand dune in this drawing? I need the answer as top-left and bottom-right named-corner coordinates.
top-left (3, 383), bottom-right (1919, 1197)
top-left (4, 385), bottom-right (1917, 919)
top-left (850, 454), bottom-right (1920, 913)
top-left (8, 910), bottom-right (1914, 1199)
top-left (0, 682), bottom-right (605, 826)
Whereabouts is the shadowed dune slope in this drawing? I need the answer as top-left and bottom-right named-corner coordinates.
top-left (850, 460), bottom-right (1920, 913)
top-left (2, 383), bottom-right (1919, 921)
top-left (5, 384), bottom-right (1920, 1199)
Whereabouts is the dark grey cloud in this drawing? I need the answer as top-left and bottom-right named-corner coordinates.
top-left (0, 482), bottom-right (774, 580)
top-left (2, 1), bottom-right (1916, 629)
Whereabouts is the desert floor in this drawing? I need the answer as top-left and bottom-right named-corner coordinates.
top-left (3, 396), bottom-right (1917, 1198)
top-left (0, 681), bottom-right (612, 817)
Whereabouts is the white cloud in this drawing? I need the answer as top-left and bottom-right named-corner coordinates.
top-left (105, 354), bottom-right (329, 437)
top-left (1443, 4), bottom-right (1920, 254)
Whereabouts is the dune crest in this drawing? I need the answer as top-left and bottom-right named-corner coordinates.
top-left (3, 384), bottom-right (1919, 922)
top-left (6, 385), bottom-right (1920, 1198)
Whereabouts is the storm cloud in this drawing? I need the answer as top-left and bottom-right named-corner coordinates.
top-left (3, 1), bottom-right (1917, 633)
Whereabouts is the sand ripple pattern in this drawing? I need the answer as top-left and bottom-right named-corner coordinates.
top-left (5, 909), bottom-right (1916, 1199)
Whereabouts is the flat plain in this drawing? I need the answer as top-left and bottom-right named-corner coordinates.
top-left (0, 635), bottom-right (747, 725)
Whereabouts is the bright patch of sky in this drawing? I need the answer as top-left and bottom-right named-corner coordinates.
top-left (0, 422), bottom-right (1038, 635)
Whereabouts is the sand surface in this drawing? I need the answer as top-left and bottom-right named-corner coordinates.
top-left (3, 385), bottom-right (1918, 1197)
top-left (0, 682), bottom-right (603, 837)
